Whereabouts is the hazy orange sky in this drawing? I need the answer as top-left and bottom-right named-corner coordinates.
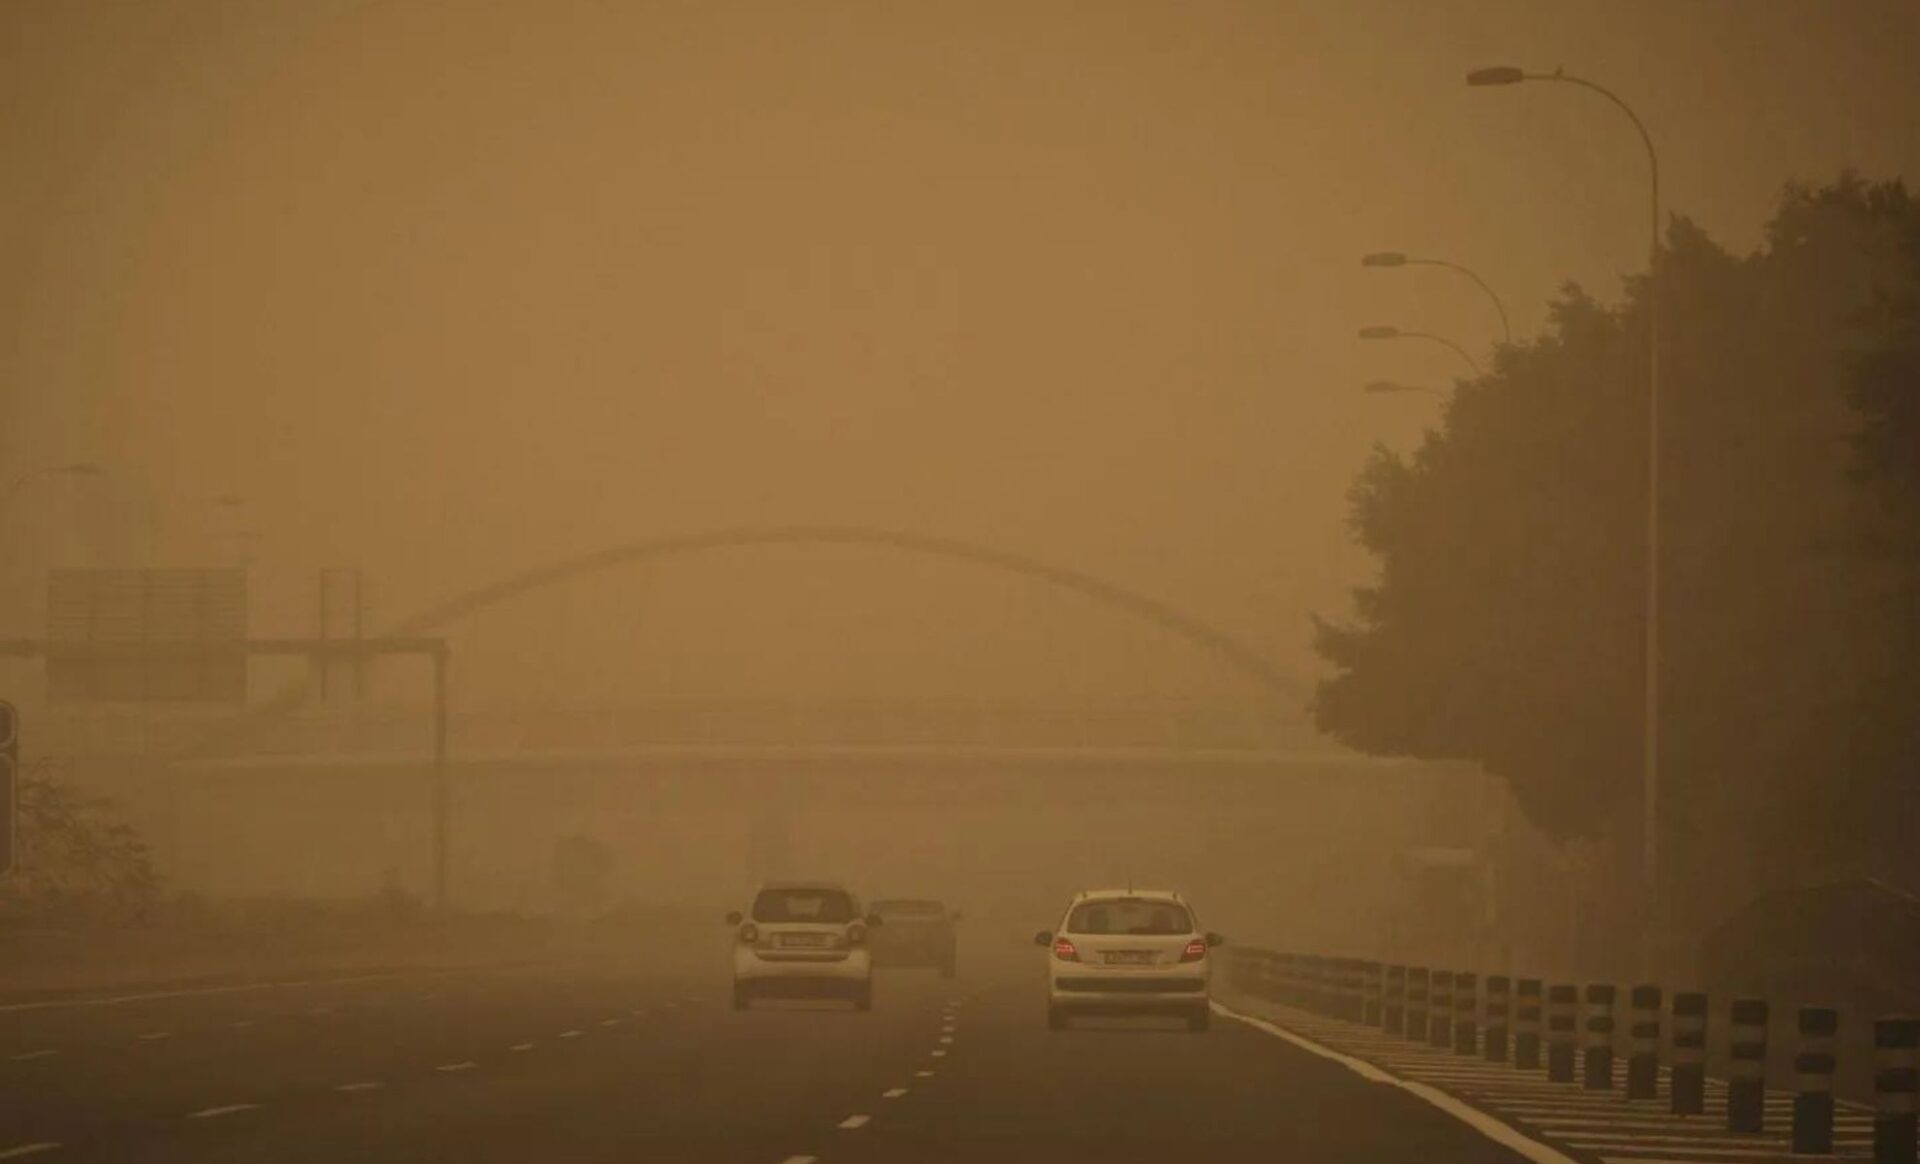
top-left (5, 1), bottom-right (1917, 707)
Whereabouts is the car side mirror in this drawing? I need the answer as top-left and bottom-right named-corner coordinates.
top-left (725, 911), bottom-right (743, 926)
top-left (1206, 932), bottom-right (1226, 947)
top-left (866, 913), bottom-right (883, 926)
top-left (1033, 930), bottom-right (1052, 947)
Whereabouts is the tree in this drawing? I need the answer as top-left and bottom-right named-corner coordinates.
top-left (0, 764), bottom-right (161, 924)
top-left (1314, 176), bottom-right (1920, 937)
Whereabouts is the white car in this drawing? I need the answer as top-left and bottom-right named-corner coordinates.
top-left (728, 881), bottom-right (877, 1011)
top-left (1035, 889), bottom-right (1223, 1032)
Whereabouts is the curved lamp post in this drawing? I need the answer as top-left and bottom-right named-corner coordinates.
top-left (1362, 380), bottom-right (1443, 397)
top-left (1361, 252), bottom-right (1512, 345)
top-left (1358, 325), bottom-right (1482, 376)
top-left (1469, 63), bottom-right (1664, 931)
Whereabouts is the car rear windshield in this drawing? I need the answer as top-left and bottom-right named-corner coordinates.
top-left (872, 900), bottom-right (946, 919)
top-left (1066, 899), bottom-right (1192, 935)
top-left (752, 888), bottom-right (857, 924)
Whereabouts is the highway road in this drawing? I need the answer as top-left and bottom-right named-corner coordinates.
top-left (0, 942), bottom-right (1534, 1163)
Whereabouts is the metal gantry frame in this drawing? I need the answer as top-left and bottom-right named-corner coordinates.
top-left (0, 636), bottom-right (454, 911)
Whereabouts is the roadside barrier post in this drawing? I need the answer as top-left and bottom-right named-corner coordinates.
top-left (1485, 975), bottom-right (1511, 1063)
top-left (1454, 972), bottom-right (1479, 1056)
top-left (1363, 961), bottom-right (1384, 1026)
top-left (1672, 992), bottom-right (1708, 1115)
top-left (1515, 979), bottom-right (1543, 1070)
top-left (1628, 984), bottom-right (1661, 1100)
top-left (1728, 998), bottom-right (1769, 1133)
top-left (1583, 984), bottom-right (1616, 1090)
top-left (1384, 965), bottom-right (1407, 1035)
top-left (1345, 958), bottom-right (1366, 1022)
top-left (1875, 1016), bottom-right (1918, 1164)
top-left (1548, 984), bottom-right (1578, 1082)
top-left (1792, 1006), bottom-right (1838, 1155)
top-left (1407, 968), bottom-right (1430, 1042)
top-left (1430, 971), bottom-right (1455, 1049)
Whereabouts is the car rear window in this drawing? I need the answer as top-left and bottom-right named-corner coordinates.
top-left (1066, 899), bottom-right (1192, 935)
top-left (872, 900), bottom-right (946, 919)
top-left (752, 888), bottom-right (856, 923)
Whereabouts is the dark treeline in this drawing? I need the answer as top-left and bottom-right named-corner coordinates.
top-left (1314, 175), bottom-right (1920, 956)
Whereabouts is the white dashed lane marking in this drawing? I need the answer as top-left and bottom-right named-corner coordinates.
top-left (779, 1156), bottom-right (818, 1164)
top-left (0, 1145), bottom-right (61, 1160)
top-left (435, 1061), bottom-right (477, 1073)
top-left (334, 1082), bottom-right (382, 1093)
top-left (599, 1018), bottom-right (622, 1027)
top-left (558, 1030), bottom-right (583, 1039)
top-left (931, 1049), bottom-right (948, 1058)
top-left (187, 1104), bottom-right (259, 1120)
top-left (938, 1035), bottom-right (954, 1044)
top-left (135, 1031), bottom-right (172, 1042)
top-left (883, 1087), bottom-right (908, 1098)
top-left (231, 1020), bottom-right (255, 1029)
top-left (509, 1043), bottom-right (534, 1052)
top-left (8, 1050), bottom-right (58, 1061)
top-left (916, 1069), bottom-right (935, 1078)
top-left (838, 1115), bottom-right (871, 1130)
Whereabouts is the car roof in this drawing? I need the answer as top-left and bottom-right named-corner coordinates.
top-left (1071, 889), bottom-right (1184, 903)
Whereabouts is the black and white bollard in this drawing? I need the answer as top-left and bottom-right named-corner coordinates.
top-left (1430, 971), bottom-right (1455, 1049)
top-left (1728, 998), bottom-right (1769, 1133)
top-left (1407, 967), bottom-right (1430, 1042)
top-left (1454, 972), bottom-right (1479, 1056)
top-left (1672, 992), bottom-right (1708, 1115)
top-left (1875, 1016), bottom-right (1919, 1164)
top-left (1485, 976), bottom-right (1511, 1063)
top-left (1548, 984), bottom-right (1578, 1082)
top-left (1583, 984), bottom-right (1616, 1090)
top-left (1793, 1006), bottom-right (1838, 1155)
top-left (1515, 979), bottom-right (1543, 1070)
top-left (1627, 984), bottom-right (1661, 1100)
top-left (1384, 965), bottom-right (1407, 1036)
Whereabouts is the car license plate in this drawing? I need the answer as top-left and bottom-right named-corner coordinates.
top-left (1105, 951), bottom-right (1155, 965)
top-left (782, 933), bottom-right (831, 948)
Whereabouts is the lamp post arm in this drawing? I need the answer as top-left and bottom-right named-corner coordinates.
top-left (1401, 331), bottom-right (1484, 377)
top-left (1410, 258), bottom-right (1513, 345)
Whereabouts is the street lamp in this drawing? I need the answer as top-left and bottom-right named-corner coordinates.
top-left (1361, 252), bottom-right (1512, 345)
top-left (1358, 325), bottom-right (1483, 376)
top-left (1469, 63), bottom-right (1664, 937)
top-left (1362, 380), bottom-right (1443, 396)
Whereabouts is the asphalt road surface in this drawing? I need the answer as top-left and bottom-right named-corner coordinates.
top-left (1, 946), bottom-right (1535, 1163)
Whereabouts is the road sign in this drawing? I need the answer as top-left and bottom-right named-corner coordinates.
top-left (1, 701), bottom-right (17, 876)
top-left (45, 568), bottom-right (247, 703)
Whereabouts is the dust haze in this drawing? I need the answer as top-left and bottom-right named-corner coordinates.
top-left (3, 4), bottom-right (1919, 1159)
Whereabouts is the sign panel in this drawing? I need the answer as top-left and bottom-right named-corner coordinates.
top-left (45, 569), bottom-right (248, 703)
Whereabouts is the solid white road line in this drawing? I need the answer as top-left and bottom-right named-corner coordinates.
top-left (334, 1082), bottom-right (383, 1093)
top-left (0, 1145), bottom-right (60, 1160)
top-left (1212, 1002), bottom-right (1581, 1164)
top-left (435, 1061), bottom-right (477, 1072)
top-left (0, 973), bottom-right (405, 1014)
top-left (883, 1088), bottom-right (908, 1098)
top-left (838, 1115), bottom-right (870, 1130)
top-left (187, 1104), bottom-right (259, 1120)
top-left (8, 1050), bottom-right (58, 1061)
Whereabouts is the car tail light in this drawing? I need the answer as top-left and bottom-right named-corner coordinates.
top-left (1052, 938), bottom-right (1079, 962)
top-left (1179, 937), bottom-right (1208, 962)
top-left (738, 923), bottom-right (759, 944)
top-left (847, 923), bottom-right (868, 945)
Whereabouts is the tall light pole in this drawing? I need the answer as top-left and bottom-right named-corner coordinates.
top-left (1468, 64), bottom-right (1663, 947)
top-left (1358, 325), bottom-right (1483, 376)
top-left (1362, 252), bottom-right (1513, 345)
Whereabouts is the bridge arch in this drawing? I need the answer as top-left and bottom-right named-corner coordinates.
top-left (379, 525), bottom-right (1307, 703)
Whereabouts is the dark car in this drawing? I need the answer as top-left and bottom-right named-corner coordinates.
top-left (867, 899), bottom-right (959, 977)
